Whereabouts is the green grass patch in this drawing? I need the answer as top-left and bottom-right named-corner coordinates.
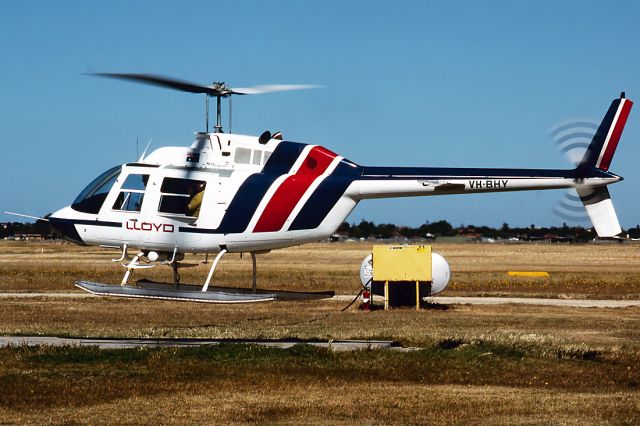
top-left (0, 341), bottom-right (638, 416)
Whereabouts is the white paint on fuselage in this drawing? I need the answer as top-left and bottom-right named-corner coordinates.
top-left (50, 132), bottom-right (622, 255)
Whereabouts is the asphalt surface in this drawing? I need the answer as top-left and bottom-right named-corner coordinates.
top-left (2, 292), bottom-right (637, 351)
top-left (333, 295), bottom-right (640, 308)
top-left (0, 336), bottom-right (398, 351)
top-left (430, 296), bottom-right (640, 308)
top-left (1, 292), bottom-right (640, 308)
top-left (0, 292), bottom-right (91, 298)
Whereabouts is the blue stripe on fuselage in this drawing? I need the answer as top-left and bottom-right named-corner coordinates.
top-left (262, 141), bottom-right (307, 175)
top-left (289, 161), bottom-right (361, 231)
top-left (289, 176), bottom-right (355, 230)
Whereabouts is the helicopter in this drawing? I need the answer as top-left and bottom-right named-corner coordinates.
top-left (32, 73), bottom-right (633, 302)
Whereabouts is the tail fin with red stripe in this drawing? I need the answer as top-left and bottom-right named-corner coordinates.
top-left (579, 93), bottom-right (633, 172)
top-left (575, 93), bottom-right (632, 237)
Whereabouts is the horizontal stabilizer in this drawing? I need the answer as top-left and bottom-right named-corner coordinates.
top-left (576, 186), bottom-right (621, 237)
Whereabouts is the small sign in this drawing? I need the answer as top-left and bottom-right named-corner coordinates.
top-left (372, 245), bottom-right (432, 282)
top-left (186, 152), bottom-right (200, 163)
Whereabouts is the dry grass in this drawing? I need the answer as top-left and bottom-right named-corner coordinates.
top-left (1, 241), bottom-right (640, 424)
top-left (2, 240), bottom-right (640, 298)
top-left (4, 384), bottom-right (638, 425)
top-left (1, 298), bottom-right (640, 358)
top-left (0, 344), bottom-right (639, 424)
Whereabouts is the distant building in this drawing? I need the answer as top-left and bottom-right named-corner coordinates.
top-left (543, 234), bottom-right (575, 243)
top-left (13, 233), bottom-right (46, 241)
top-left (436, 235), bottom-right (480, 244)
top-left (329, 233), bottom-right (348, 242)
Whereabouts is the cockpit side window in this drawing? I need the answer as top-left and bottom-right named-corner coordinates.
top-left (71, 166), bottom-right (121, 214)
top-left (121, 174), bottom-right (148, 191)
top-left (112, 174), bottom-right (149, 212)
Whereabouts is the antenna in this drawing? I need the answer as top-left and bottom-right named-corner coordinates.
top-left (205, 94), bottom-right (210, 132)
top-left (228, 95), bottom-right (232, 134)
top-left (138, 138), bottom-right (153, 162)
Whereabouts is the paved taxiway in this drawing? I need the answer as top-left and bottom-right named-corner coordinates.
top-left (2, 292), bottom-right (637, 351)
top-left (1, 292), bottom-right (640, 308)
top-left (335, 295), bottom-right (640, 308)
top-left (0, 336), bottom-right (398, 351)
top-left (429, 296), bottom-right (640, 308)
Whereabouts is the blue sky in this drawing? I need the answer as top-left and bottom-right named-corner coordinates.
top-left (2, 1), bottom-right (640, 228)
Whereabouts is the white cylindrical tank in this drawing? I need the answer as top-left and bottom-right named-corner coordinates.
top-left (359, 254), bottom-right (373, 289)
top-left (359, 251), bottom-right (451, 296)
top-left (430, 252), bottom-right (451, 295)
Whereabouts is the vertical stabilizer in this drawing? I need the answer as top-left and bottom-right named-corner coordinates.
top-left (579, 93), bottom-right (633, 172)
top-left (576, 186), bottom-right (621, 237)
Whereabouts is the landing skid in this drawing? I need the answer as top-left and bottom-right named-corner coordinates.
top-left (99, 246), bottom-right (335, 303)
top-left (76, 280), bottom-right (335, 303)
top-left (76, 281), bottom-right (276, 304)
top-left (137, 279), bottom-right (335, 301)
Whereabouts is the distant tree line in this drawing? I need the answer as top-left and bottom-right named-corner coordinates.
top-left (337, 220), bottom-right (640, 242)
top-left (0, 221), bottom-right (61, 239)
top-left (3, 219), bottom-right (640, 242)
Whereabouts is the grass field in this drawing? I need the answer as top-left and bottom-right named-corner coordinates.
top-left (1, 241), bottom-right (640, 424)
top-left (1, 343), bottom-right (638, 424)
top-left (3, 240), bottom-right (640, 298)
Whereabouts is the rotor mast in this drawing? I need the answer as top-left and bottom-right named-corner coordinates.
top-left (215, 90), bottom-right (223, 133)
top-left (204, 90), bottom-right (225, 133)
top-left (204, 93), bottom-right (225, 133)
top-left (207, 82), bottom-right (228, 133)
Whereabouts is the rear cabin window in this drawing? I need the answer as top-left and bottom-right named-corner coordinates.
top-left (112, 174), bottom-right (149, 212)
top-left (234, 147), bottom-right (251, 164)
top-left (236, 147), bottom-right (269, 166)
top-left (262, 151), bottom-right (271, 164)
top-left (252, 150), bottom-right (262, 165)
top-left (158, 177), bottom-right (207, 217)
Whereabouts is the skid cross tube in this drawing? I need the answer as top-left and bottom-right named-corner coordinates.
top-left (112, 243), bottom-right (128, 262)
top-left (202, 249), bottom-right (227, 292)
top-left (121, 252), bottom-right (144, 286)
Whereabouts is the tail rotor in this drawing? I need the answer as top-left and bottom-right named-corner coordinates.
top-left (550, 93), bottom-right (632, 237)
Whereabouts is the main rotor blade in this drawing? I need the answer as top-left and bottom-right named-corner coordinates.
top-left (231, 84), bottom-right (323, 95)
top-left (89, 73), bottom-right (322, 97)
top-left (89, 73), bottom-right (225, 96)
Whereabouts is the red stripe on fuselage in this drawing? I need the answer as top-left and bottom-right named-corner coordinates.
top-left (254, 146), bottom-right (337, 232)
top-left (599, 99), bottom-right (633, 171)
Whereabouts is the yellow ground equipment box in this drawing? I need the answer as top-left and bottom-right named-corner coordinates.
top-left (372, 245), bottom-right (432, 282)
top-left (372, 245), bottom-right (432, 310)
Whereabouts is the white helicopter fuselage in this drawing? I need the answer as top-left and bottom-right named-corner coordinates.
top-left (52, 132), bottom-right (356, 254)
top-left (50, 94), bottom-right (628, 257)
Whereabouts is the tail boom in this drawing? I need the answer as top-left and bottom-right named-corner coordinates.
top-left (350, 167), bottom-right (620, 200)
